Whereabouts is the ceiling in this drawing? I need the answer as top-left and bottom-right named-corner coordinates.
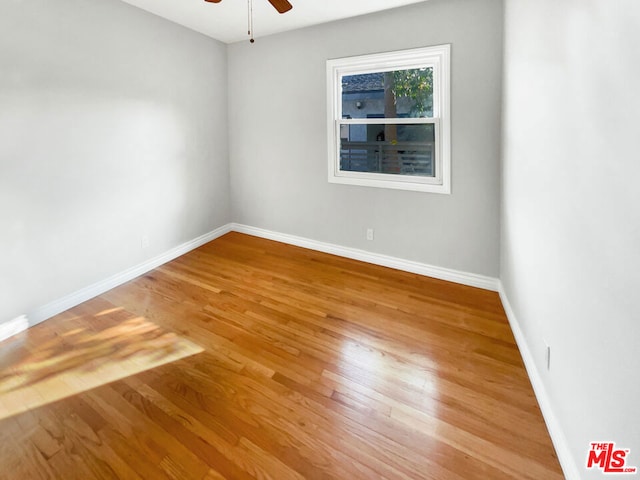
top-left (119, 0), bottom-right (432, 44)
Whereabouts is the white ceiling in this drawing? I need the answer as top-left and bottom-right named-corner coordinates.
top-left (119, 0), bottom-right (432, 44)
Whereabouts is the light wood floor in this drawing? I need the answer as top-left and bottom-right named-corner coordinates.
top-left (0, 232), bottom-right (563, 479)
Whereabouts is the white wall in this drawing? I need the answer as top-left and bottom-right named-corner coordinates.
top-left (501, 1), bottom-right (640, 477)
top-left (0, 0), bottom-right (230, 324)
top-left (228, 0), bottom-right (503, 278)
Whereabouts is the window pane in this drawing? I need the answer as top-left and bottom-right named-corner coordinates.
top-left (341, 67), bottom-right (433, 119)
top-left (340, 123), bottom-right (435, 177)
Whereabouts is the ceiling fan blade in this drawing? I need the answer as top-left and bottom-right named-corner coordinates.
top-left (267, 0), bottom-right (293, 14)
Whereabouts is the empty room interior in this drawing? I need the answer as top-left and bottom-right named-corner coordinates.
top-left (1, 0), bottom-right (638, 479)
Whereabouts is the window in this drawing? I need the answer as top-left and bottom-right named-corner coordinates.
top-left (326, 45), bottom-right (451, 194)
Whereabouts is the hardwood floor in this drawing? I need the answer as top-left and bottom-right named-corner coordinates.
top-left (0, 232), bottom-right (563, 479)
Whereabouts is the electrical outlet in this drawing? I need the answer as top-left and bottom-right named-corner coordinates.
top-left (366, 228), bottom-right (374, 241)
top-left (544, 341), bottom-right (551, 370)
top-left (141, 235), bottom-right (150, 249)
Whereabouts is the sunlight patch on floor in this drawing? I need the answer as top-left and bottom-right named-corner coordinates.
top-left (0, 311), bottom-right (203, 420)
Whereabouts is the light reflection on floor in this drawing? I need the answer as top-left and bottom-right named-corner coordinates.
top-left (341, 341), bottom-right (438, 396)
top-left (339, 339), bottom-right (441, 415)
top-left (0, 308), bottom-right (203, 420)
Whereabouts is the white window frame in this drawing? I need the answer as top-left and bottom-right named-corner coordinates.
top-left (326, 44), bottom-right (451, 194)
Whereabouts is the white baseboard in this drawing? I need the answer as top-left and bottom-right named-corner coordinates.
top-left (231, 223), bottom-right (499, 291)
top-left (3, 222), bottom-right (497, 341)
top-left (498, 283), bottom-right (579, 480)
top-left (0, 315), bottom-right (30, 343)
top-left (1, 224), bottom-right (232, 339)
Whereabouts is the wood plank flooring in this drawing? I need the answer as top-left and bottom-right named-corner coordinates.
top-left (0, 232), bottom-right (563, 479)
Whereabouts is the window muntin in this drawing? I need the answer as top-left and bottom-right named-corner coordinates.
top-left (327, 45), bottom-right (450, 194)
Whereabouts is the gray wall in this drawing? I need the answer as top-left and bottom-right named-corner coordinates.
top-left (501, 1), bottom-right (640, 477)
top-left (228, 0), bottom-right (503, 278)
top-left (0, 0), bottom-right (230, 323)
